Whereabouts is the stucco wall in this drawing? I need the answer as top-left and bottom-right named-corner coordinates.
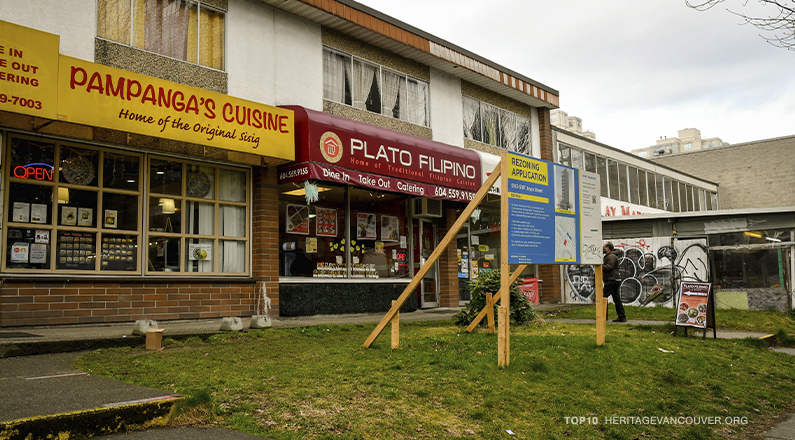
top-left (429, 68), bottom-right (463, 147)
top-left (227, 0), bottom-right (322, 109)
top-left (0, 0), bottom-right (96, 61)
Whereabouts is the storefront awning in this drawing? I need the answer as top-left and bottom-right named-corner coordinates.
top-left (278, 106), bottom-right (482, 202)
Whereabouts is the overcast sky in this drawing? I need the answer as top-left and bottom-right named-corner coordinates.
top-left (356, 0), bottom-right (795, 152)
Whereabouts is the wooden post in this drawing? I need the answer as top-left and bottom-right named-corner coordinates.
top-left (497, 305), bottom-right (509, 366)
top-left (498, 151), bottom-right (510, 367)
top-left (465, 265), bottom-right (527, 333)
top-left (391, 300), bottom-right (399, 349)
top-left (363, 164), bottom-right (503, 348)
top-left (595, 265), bottom-right (605, 346)
top-left (486, 293), bottom-right (495, 334)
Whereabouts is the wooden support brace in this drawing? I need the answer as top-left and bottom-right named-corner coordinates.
top-left (465, 265), bottom-right (527, 333)
top-left (363, 164), bottom-right (503, 348)
top-left (391, 300), bottom-right (399, 349)
top-left (486, 293), bottom-right (495, 334)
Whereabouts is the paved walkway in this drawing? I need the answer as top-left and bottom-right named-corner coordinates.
top-left (1, 307), bottom-right (793, 439)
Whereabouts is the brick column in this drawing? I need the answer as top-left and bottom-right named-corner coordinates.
top-left (536, 107), bottom-right (561, 303)
top-left (438, 207), bottom-right (460, 307)
top-left (252, 166), bottom-right (281, 316)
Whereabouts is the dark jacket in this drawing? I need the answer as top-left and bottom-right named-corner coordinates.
top-left (603, 252), bottom-right (620, 281)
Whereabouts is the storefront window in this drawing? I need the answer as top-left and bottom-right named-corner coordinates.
top-left (712, 248), bottom-right (783, 289)
top-left (148, 157), bottom-right (248, 274)
top-left (278, 183), bottom-right (410, 279)
top-left (469, 204), bottom-right (501, 279)
top-left (3, 134), bottom-right (249, 275)
top-left (350, 188), bottom-right (408, 279)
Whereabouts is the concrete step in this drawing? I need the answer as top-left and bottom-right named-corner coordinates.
top-left (0, 352), bottom-right (182, 440)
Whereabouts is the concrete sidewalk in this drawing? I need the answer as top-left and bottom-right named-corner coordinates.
top-left (1, 306), bottom-right (794, 440)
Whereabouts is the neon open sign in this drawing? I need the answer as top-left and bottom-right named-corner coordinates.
top-left (13, 163), bottom-right (54, 181)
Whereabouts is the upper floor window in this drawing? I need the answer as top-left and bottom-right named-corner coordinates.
top-left (322, 48), bottom-right (429, 127)
top-left (683, 142), bottom-right (693, 150)
top-left (638, 151), bottom-right (648, 158)
top-left (462, 96), bottom-right (532, 155)
top-left (97, 0), bottom-right (225, 70)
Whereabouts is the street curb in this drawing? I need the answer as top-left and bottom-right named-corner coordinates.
top-left (0, 336), bottom-right (144, 359)
top-left (0, 332), bottom-right (224, 358)
top-left (0, 397), bottom-right (184, 440)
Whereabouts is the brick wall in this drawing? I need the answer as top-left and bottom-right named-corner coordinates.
top-left (0, 281), bottom-right (255, 327)
top-left (438, 207), bottom-right (460, 307)
top-left (252, 166), bottom-right (282, 316)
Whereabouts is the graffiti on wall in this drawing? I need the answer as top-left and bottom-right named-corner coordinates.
top-left (565, 238), bottom-right (708, 307)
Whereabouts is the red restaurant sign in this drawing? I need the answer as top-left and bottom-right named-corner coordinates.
top-left (280, 106), bottom-right (481, 195)
top-left (278, 162), bottom-right (476, 202)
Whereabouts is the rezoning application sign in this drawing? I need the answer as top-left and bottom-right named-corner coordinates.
top-left (506, 152), bottom-right (601, 265)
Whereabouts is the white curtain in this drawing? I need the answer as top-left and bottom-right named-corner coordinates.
top-left (353, 59), bottom-right (377, 111)
top-left (323, 50), bottom-right (351, 104)
top-left (407, 79), bottom-right (428, 126)
top-left (144, 0), bottom-right (192, 61)
top-left (381, 70), bottom-right (406, 120)
top-left (462, 96), bottom-right (480, 141)
top-left (482, 102), bottom-right (500, 147)
top-left (219, 170), bottom-right (245, 273)
top-left (515, 116), bottom-right (532, 155)
top-left (500, 110), bottom-right (517, 151)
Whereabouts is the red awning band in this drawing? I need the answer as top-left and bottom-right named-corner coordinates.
top-left (278, 106), bottom-right (482, 197)
top-left (278, 162), bottom-right (476, 202)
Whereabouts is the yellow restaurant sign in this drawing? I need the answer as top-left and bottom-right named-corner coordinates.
top-left (0, 20), bottom-right (294, 160)
top-left (58, 56), bottom-right (294, 160)
top-left (0, 20), bottom-right (59, 119)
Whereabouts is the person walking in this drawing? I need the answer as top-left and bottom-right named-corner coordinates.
top-left (603, 242), bottom-right (626, 322)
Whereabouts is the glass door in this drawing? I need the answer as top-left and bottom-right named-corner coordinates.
top-left (413, 218), bottom-right (439, 308)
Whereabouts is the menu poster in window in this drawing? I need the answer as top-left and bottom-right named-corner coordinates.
top-left (104, 210), bottom-right (118, 228)
top-left (375, 241), bottom-right (384, 254)
top-left (286, 204), bottom-right (310, 235)
top-left (35, 230), bottom-right (50, 244)
top-left (381, 215), bottom-right (399, 242)
top-left (11, 242), bottom-right (30, 262)
top-left (13, 202), bottom-right (30, 223)
top-left (675, 282), bottom-right (711, 329)
top-left (188, 243), bottom-right (212, 261)
top-left (306, 237), bottom-right (318, 253)
top-left (57, 232), bottom-right (95, 269)
top-left (316, 207), bottom-right (337, 237)
top-left (30, 244), bottom-right (48, 264)
top-left (357, 213), bottom-right (377, 240)
top-left (77, 208), bottom-right (93, 227)
top-left (30, 204), bottom-right (47, 224)
top-left (62, 206), bottom-right (77, 226)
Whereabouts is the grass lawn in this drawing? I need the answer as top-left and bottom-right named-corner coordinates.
top-left (76, 319), bottom-right (795, 439)
top-left (544, 306), bottom-right (795, 334)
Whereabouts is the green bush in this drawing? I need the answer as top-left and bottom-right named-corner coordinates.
top-left (454, 269), bottom-right (537, 326)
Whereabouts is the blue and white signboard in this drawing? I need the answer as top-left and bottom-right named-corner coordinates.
top-left (506, 152), bottom-right (601, 265)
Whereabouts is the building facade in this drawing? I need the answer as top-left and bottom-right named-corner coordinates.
top-left (651, 135), bottom-right (795, 210)
top-left (631, 128), bottom-right (727, 158)
top-left (1, 0), bottom-right (564, 326)
top-left (550, 109), bottom-right (595, 140)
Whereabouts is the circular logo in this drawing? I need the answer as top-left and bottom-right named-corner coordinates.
top-left (319, 131), bottom-right (343, 163)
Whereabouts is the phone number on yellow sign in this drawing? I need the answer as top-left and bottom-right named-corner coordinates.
top-left (0, 93), bottom-right (42, 109)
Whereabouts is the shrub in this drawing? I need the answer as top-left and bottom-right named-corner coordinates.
top-left (454, 269), bottom-right (537, 326)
